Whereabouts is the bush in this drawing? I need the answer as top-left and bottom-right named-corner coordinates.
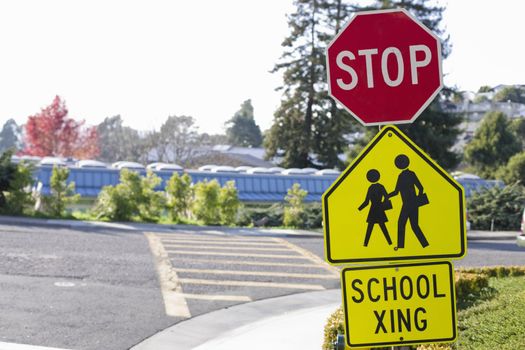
top-left (165, 173), bottom-right (193, 222)
top-left (92, 169), bottom-right (165, 222)
top-left (283, 183), bottom-right (307, 227)
top-left (467, 183), bottom-right (525, 230)
top-left (236, 203), bottom-right (284, 227)
top-left (3, 160), bottom-right (34, 215)
top-left (192, 179), bottom-right (221, 225)
top-left (42, 166), bottom-right (79, 217)
top-left (219, 180), bottom-right (241, 225)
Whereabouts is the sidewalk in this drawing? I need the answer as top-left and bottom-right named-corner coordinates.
top-left (0, 215), bottom-right (519, 241)
top-left (131, 289), bottom-right (341, 350)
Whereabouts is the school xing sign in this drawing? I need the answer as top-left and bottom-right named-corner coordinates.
top-left (341, 261), bottom-right (457, 348)
top-left (323, 125), bottom-right (466, 264)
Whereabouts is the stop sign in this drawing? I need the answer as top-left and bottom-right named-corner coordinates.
top-left (326, 9), bottom-right (443, 125)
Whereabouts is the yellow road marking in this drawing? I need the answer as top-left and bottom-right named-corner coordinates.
top-left (168, 257), bottom-right (322, 268)
top-left (156, 234), bottom-right (272, 242)
top-left (145, 233), bottom-right (191, 318)
top-left (181, 293), bottom-right (252, 302)
top-left (159, 239), bottom-right (282, 247)
top-left (272, 238), bottom-right (341, 277)
top-left (178, 278), bottom-right (325, 290)
top-left (173, 267), bottom-right (338, 279)
top-left (166, 250), bottom-right (307, 259)
top-left (163, 244), bottom-right (291, 252)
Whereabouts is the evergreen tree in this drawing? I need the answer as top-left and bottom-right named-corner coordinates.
top-left (265, 0), bottom-right (357, 169)
top-left (0, 119), bottom-right (22, 153)
top-left (465, 111), bottom-right (521, 178)
top-left (225, 100), bottom-right (263, 147)
top-left (97, 115), bottom-right (146, 163)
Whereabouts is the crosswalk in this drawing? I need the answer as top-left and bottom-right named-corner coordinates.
top-left (146, 232), bottom-right (339, 318)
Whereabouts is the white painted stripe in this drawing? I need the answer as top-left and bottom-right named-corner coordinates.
top-left (273, 238), bottom-right (341, 277)
top-left (166, 250), bottom-right (307, 259)
top-left (145, 233), bottom-right (191, 318)
top-left (168, 257), bottom-right (321, 268)
top-left (160, 239), bottom-right (281, 246)
top-left (173, 267), bottom-right (338, 279)
top-left (163, 244), bottom-right (291, 252)
top-left (155, 234), bottom-right (272, 242)
top-left (182, 293), bottom-right (251, 302)
top-left (178, 278), bottom-right (325, 290)
top-left (0, 342), bottom-right (71, 350)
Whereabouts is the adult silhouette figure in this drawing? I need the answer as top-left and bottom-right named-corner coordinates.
top-left (389, 154), bottom-right (429, 249)
top-left (358, 169), bottom-right (393, 247)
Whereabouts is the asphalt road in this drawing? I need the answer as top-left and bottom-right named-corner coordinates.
top-left (0, 223), bottom-right (522, 350)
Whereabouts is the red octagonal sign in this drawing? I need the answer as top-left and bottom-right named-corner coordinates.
top-left (327, 9), bottom-right (443, 125)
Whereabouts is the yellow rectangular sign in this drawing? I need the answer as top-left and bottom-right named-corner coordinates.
top-left (341, 261), bottom-right (456, 348)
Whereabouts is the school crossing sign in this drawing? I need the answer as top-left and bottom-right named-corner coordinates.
top-left (341, 261), bottom-right (457, 348)
top-left (323, 125), bottom-right (466, 264)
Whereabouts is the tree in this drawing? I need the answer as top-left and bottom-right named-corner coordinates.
top-left (0, 119), bottom-right (22, 153)
top-left (97, 115), bottom-right (148, 163)
top-left (283, 183), bottom-right (308, 227)
top-left (43, 166), bottom-right (79, 217)
top-left (494, 85), bottom-right (525, 104)
top-left (225, 100), bottom-right (263, 147)
top-left (0, 150), bottom-right (34, 214)
top-left (23, 96), bottom-right (99, 159)
top-left (155, 115), bottom-right (201, 165)
top-left (265, 0), bottom-right (357, 169)
top-left (465, 111), bottom-right (521, 178)
top-left (497, 152), bottom-right (525, 185)
top-left (165, 172), bottom-right (193, 222)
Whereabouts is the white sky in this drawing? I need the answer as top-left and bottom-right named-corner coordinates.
top-left (0, 0), bottom-right (523, 135)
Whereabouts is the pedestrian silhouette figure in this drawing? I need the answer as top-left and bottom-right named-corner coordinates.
top-left (358, 169), bottom-right (393, 247)
top-left (389, 154), bottom-right (429, 249)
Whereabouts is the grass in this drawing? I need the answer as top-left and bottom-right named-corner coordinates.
top-left (454, 276), bottom-right (525, 350)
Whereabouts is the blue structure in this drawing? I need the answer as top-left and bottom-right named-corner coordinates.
top-left (35, 167), bottom-right (339, 202)
top-left (34, 167), bottom-right (503, 203)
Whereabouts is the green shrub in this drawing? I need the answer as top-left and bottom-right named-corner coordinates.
top-left (4, 161), bottom-right (34, 215)
top-left (219, 180), bottom-right (241, 225)
top-left (467, 183), bottom-right (525, 230)
top-left (92, 169), bottom-right (164, 222)
top-left (236, 203), bottom-right (284, 227)
top-left (43, 166), bottom-right (79, 217)
top-left (165, 173), bottom-right (193, 222)
top-left (283, 183), bottom-right (307, 227)
top-left (192, 179), bottom-right (221, 225)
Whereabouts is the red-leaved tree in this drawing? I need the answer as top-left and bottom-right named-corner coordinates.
top-left (23, 96), bottom-right (100, 159)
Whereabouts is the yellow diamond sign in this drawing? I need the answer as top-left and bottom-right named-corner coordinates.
top-left (323, 125), bottom-right (466, 264)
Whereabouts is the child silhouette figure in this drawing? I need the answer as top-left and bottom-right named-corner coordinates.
top-left (358, 169), bottom-right (393, 247)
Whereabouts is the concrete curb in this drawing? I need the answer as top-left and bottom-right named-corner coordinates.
top-left (130, 289), bottom-right (341, 350)
top-left (0, 215), bottom-right (520, 241)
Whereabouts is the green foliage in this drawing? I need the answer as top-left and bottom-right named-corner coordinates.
top-left (496, 151), bottom-right (525, 184)
top-left (347, 92), bottom-right (463, 171)
top-left (0, 150), bottom-right (34, 215)
top-left (5, 161), bottom-right (35, 215)
top-left (219, 180), bottom-right (241, 225)
top-left (464, 111), bottom-right (521, 178)
top-left (192, 179), bottom-right (221, 225)
top-left (283, 183), bottom-right (307, 227)
top-left (493, 85), bottom-right (525, 104)
top-left (0, 150), bottom-right (17, 209)
top-left (165, 172), bottom-right (193, 222)
top-left (225, 100), bottom-right (263, 147)
top-left (265, 0), bottom-right (357, 168)
top-left (467, 183), bottom-right (524, 230)
top-left (92, 169), bottom-right (164, 222)
top-left (0, 119), bottom-right (22, 153)
top-left (43, 166), bottom-right (79, 217)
